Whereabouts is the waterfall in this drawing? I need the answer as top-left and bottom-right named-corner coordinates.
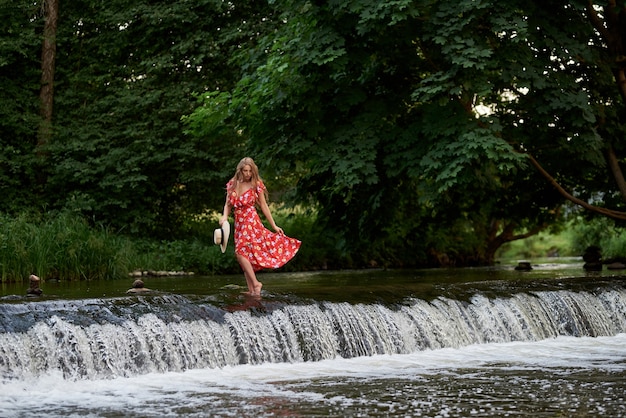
top-left (1, 288), bottom-right (625, 381)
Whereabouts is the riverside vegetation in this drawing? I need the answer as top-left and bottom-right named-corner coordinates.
top-left (0, 209), bottom-right (330, 283)
top-left (1, 210), bottom-right (621, 283)
top-left (497, 216), bottom-right (626, 264)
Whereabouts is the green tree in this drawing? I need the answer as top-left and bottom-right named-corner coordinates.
top-left (0, 0), bottom-right (277, 236)
top-left (0, 1), bottom-right (42, 211)
top-left (187, 0), bottom-right (626, 265)
top-left (48, 0), bottom-right (279, 236)
top-left (520, 1), bottom-right (626, 221)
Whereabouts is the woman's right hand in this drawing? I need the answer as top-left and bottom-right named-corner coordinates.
top-left (219, 215), bottom-right (227, 226)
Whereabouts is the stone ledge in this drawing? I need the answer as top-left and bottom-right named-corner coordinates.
top-left (129, 270), bottom-right (195, 277)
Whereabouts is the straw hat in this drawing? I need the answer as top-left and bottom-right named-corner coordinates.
top-left (213, 220), bottom-right (230, 253)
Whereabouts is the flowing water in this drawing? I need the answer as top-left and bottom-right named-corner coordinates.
top-left (1, 259), bottom-right (625, 417)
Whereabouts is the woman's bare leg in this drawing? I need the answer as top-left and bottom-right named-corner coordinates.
top-left (237, 254), bottom-right (263, 295)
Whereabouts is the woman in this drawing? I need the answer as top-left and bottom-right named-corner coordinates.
top-left (219, 157), bottom-right (301, 296)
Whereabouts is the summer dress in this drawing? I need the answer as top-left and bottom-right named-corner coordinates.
top-left (228, 180), bottom-right (301, 271)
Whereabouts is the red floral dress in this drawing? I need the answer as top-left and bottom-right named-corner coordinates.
top-left (228, 180), bottom-right (301, 272)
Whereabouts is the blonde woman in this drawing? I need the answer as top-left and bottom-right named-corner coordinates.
top-left (220, 157), bottom-right (301, 295)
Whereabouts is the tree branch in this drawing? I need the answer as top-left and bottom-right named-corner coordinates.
top-left (527, 153), bottom-right (626, 220)
top-left (507, 223), bottom-right (548, 242)
top-left (586, 0), bottom-right (612, 44)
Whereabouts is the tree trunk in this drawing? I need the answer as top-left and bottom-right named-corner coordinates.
top-left (38, 0), bottom-right (59, 150)
top-left (607, 145), bottom-right (626, 201)
top-left (586, 2), bottom-right (626, 201)
top-left (484, 219), bottom-right (548, 265)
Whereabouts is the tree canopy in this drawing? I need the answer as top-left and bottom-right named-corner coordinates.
top-left (2, 0), bottom-right (626, 266)
top-left (2, 0), bottom-right (276, 236)
top-left (185, 0), bottom-right (626, 264)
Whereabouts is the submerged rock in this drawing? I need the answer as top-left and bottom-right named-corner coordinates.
top-left (583, 246), bottom-right (603, 271)
top-left (129, 270), bottom-right (195, 277)
top-left (607, 262), bottom-right (626, 270)
top-left (514, 261), bottom-right (533, 271)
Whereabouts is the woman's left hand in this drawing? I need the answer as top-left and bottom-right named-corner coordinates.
top-left (274, 225), bottom-right (284, 235)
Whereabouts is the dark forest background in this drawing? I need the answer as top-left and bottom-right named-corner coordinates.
top-left (3, 0), bottom-right (626, 279)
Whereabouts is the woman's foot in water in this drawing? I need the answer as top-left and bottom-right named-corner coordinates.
top-left (251, 282), bottom-right (263, 296)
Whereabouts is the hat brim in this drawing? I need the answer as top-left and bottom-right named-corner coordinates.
top-left (213, 221), bottom-right (230, 253)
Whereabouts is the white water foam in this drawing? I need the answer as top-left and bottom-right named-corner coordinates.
top-left (2, 287), bottom-right (625, 383)
top-left (1, 334), bottom-right (625, 417)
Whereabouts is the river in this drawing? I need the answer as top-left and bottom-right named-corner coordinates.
top-left (1, 259), bottom-right (625, 417)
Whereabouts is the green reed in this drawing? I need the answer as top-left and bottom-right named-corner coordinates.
top-left (0, 212), bottom-right (135, 282)
top-left (0, 207), bottom-right (336, 283)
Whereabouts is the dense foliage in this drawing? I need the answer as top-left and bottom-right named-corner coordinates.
top-left (2, 0), bottom-right (626, 272)
top-left (2, 0), bottom-right (276, 236)
top-left (187, 0), bottom-right (626, 265)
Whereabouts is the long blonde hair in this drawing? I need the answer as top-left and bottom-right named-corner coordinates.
top-left (227, 157), bottom-right (268, 199)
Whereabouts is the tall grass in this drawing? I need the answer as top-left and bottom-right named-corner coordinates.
top-left (0, 211), bottom-right (263, 282)
top-left (0, 212), bottom-right (135, 282)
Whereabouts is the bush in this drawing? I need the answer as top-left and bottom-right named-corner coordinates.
top-left (569, 217), bottom-right (626, 261)
top-left (269, 205), bottom-right (352, 270)
top-left (132, 238), bottom-right (239, 275)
